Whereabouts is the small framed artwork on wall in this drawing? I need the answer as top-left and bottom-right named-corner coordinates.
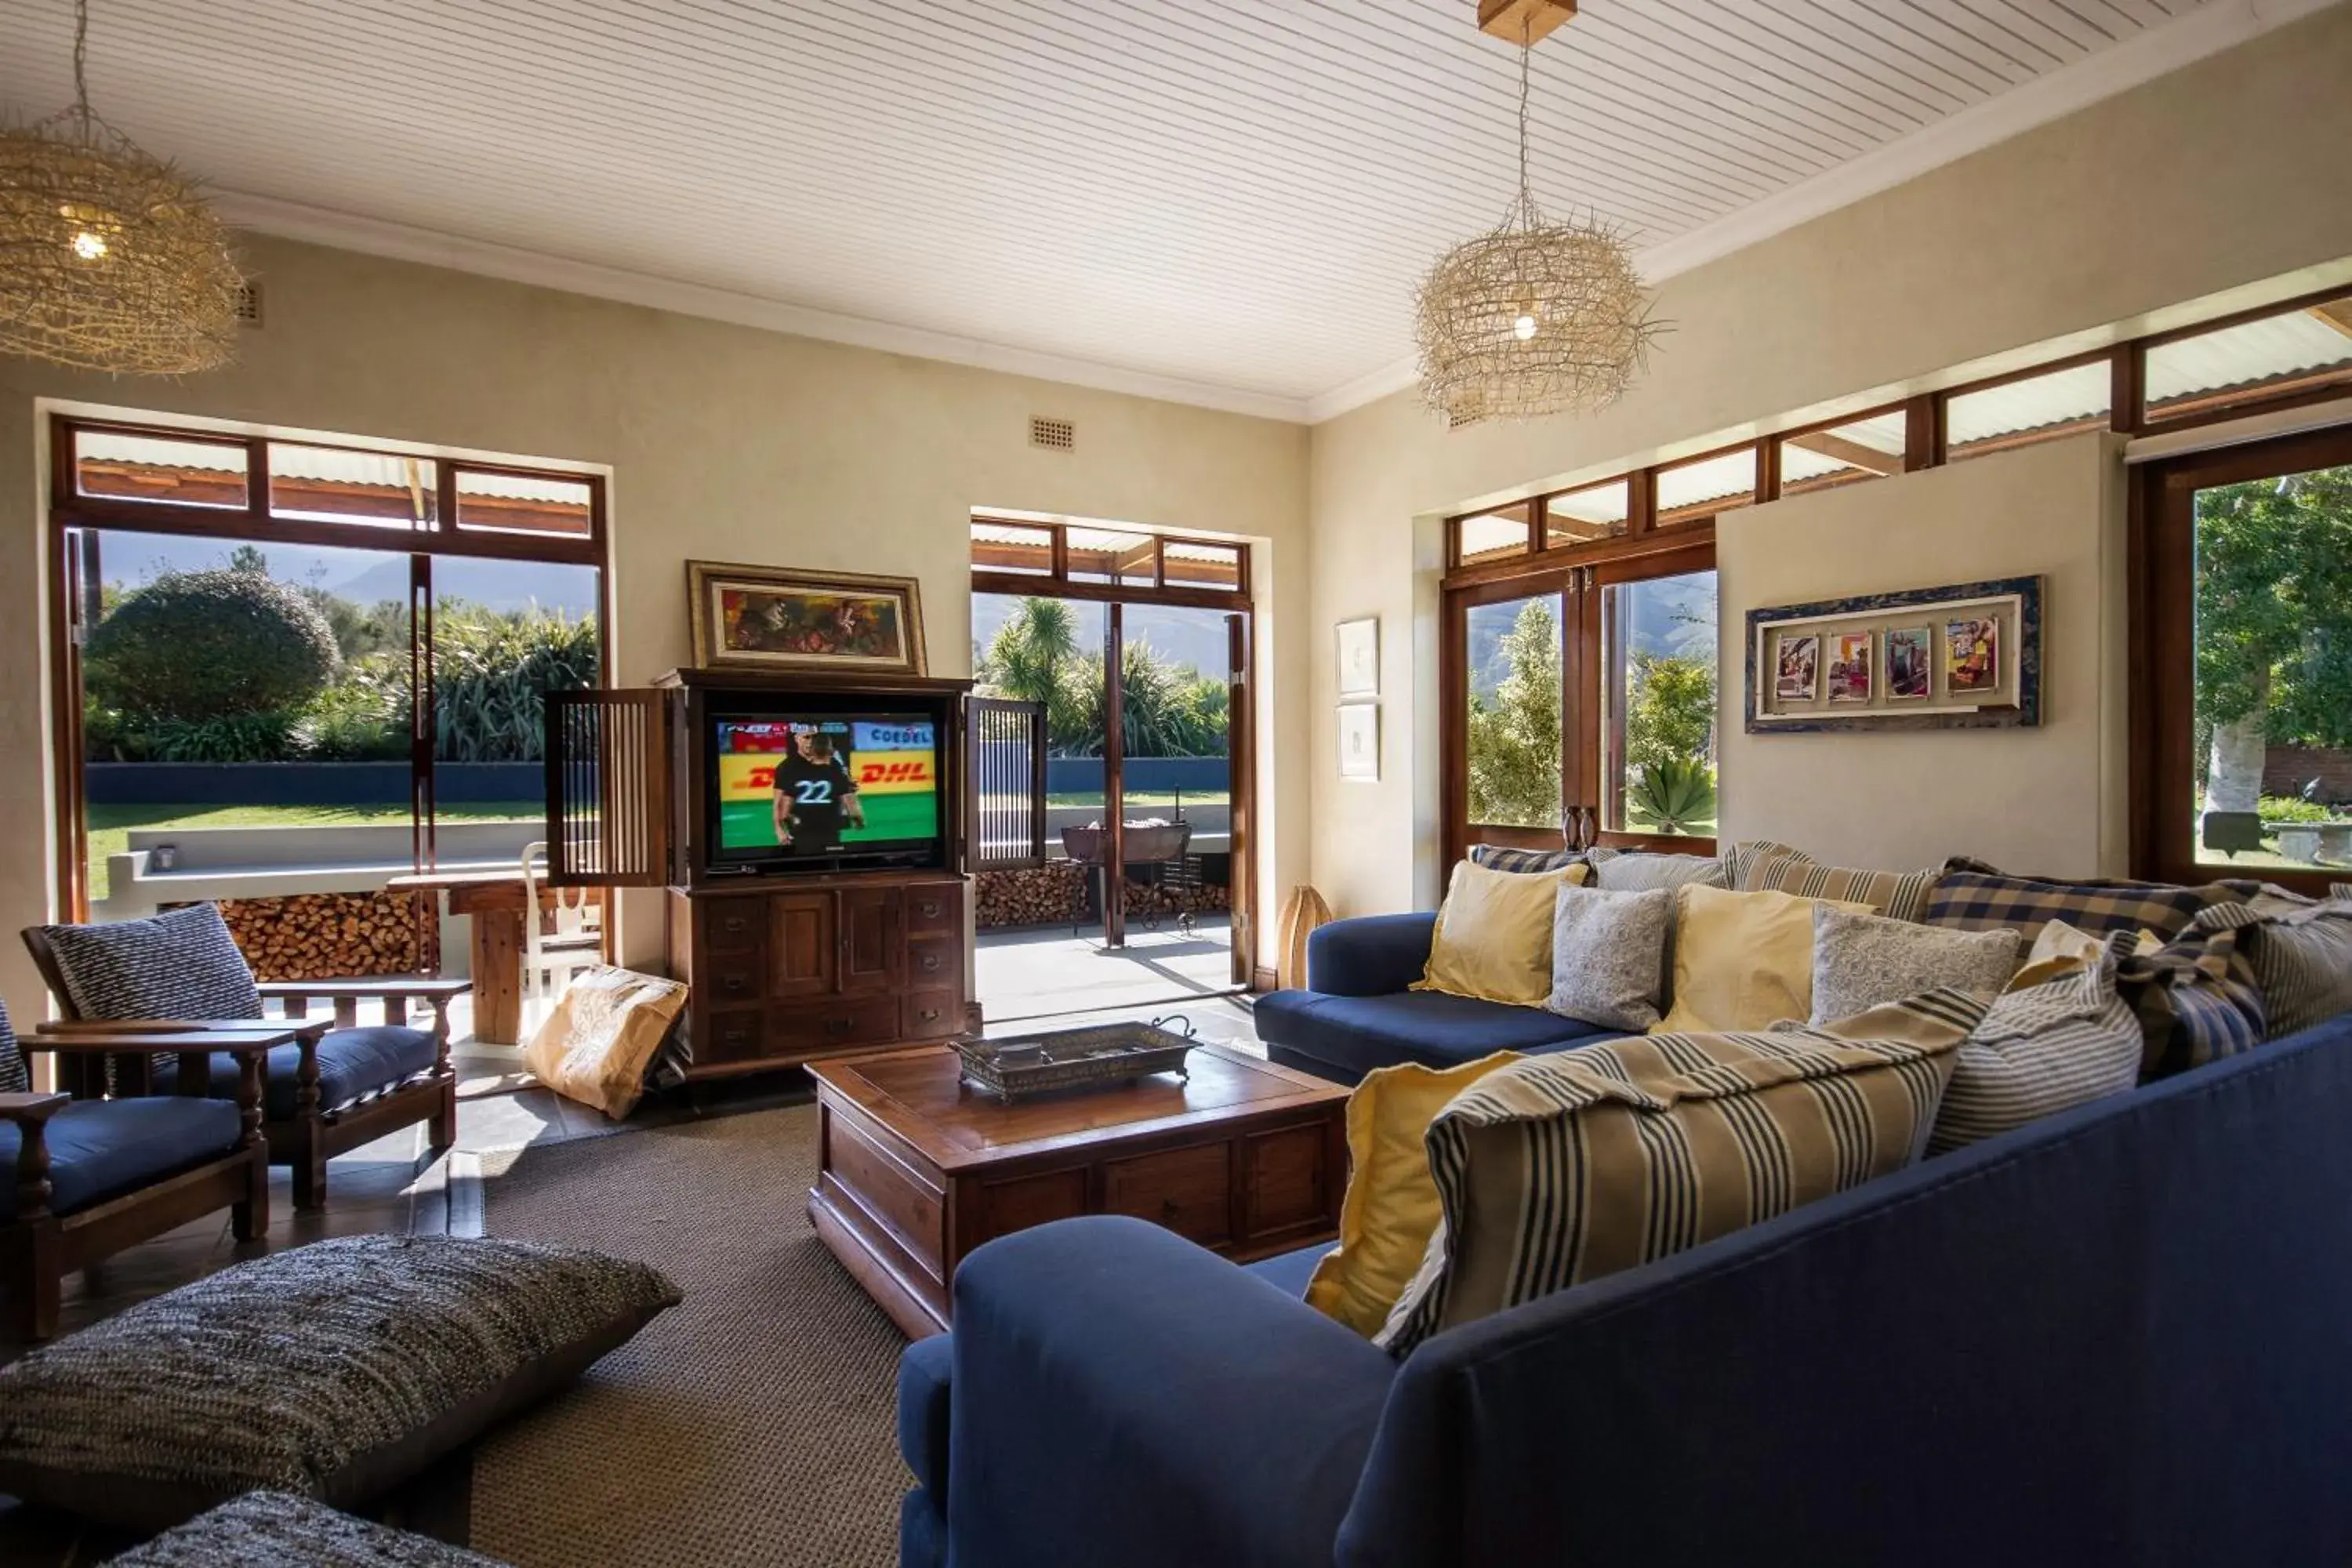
top-left (1744, 575), bottom-right (2042, 733)
top-left (1337, 702), bottom-right (1380, 782)
top-left (1336, 617), bottom-right (1380, 699)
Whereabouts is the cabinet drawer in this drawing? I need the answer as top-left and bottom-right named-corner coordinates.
top-left (702, 954), bottom-right (764, 1009)
top-left (771, 995), bottom-right (900, 1051)
top-left (704, 897), bottom-right (766, 955)
top-left (905, 885), bottom-right (962, 935)
top-left (699, 1009), bottom-right (765, 1064)
top-left (1103, 1142), bottom-right (1233, 1248)
top-left (901, 989), bottom-right (962, 1040)
top-left (906, 934), bottom-right (960, 989)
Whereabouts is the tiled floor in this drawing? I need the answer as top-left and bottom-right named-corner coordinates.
top-left (977, 915), bottom-right (1243, 1022)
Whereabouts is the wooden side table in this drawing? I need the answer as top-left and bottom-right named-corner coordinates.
top-left (808, 1043), bottom-right (1349, 1338)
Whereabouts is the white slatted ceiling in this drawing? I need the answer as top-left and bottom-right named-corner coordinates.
top-left (0, 0), bottom-right (2204, 403)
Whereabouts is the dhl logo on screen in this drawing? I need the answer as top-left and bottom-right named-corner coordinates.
top-left (716, 750), bottom-right (935, 801)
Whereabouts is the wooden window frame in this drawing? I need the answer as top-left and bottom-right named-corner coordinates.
top-left (2129, 421), bottom-right (2352, 897)
top-left (46, 413), bottom-right (611, 922)
top-left (2131, 284), bottom-right (2352, 437)
top-left (1936, 347), bottom-right (2122, 465)
top-left (970, 516), bottom-right (1250, 612)
top-left (1773, 400), bottom-right (1911, 500)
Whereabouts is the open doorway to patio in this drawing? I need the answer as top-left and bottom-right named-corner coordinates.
top-left (968, 517), bottom-right (1252, 1023)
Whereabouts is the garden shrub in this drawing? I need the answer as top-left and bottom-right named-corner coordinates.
top-left (85, 569), bottom-right (339, 723)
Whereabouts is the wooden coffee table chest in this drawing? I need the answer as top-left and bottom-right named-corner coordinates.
top-left (807, 1042), bottom-right (1350, 1337)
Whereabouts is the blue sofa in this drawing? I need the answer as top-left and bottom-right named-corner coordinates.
top-left (1255, 912), bottom-right (1623, 1083)
top-left (898, 1006), bottom-right (2352, 1566)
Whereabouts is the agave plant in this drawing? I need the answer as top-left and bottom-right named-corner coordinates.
top-left (1628, 759), bottom-right (1717, 836)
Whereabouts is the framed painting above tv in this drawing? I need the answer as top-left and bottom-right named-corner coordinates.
top-left (688, 560), bottom-right (929, 675)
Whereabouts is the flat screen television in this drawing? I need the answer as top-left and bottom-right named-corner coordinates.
top-left (704, 703), bottom-right (947, 876)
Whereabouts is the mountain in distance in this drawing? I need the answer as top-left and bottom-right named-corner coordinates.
top-left (1465, 577), bottom-right (1718, 701)
top-left (971, 592), bottom-right (1231, 679)
top-left (96, 533), bottom-right (598, 617)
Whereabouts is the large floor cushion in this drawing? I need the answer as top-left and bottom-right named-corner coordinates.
top-left (154, 1025), bottom-right (437, 1120)
top-left (1257, 989), bottom-right (1615, 1080)
top-left (0, 1097), bottom-right (241, 1220)
top-left (107, 1489), bottom-right (510, 1566)
top-left (0, 1235), bottom-right (681, 1534)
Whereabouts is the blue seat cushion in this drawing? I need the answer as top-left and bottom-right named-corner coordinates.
top-left (898, 1333), bottom-right (953, 1496)
top-left (1256, 990), bottom-right (1618, 1081)
top-left (0, 1098), bottom-right (241, 1219)
top-left (1245, 1242), bottom-right (1336, 1300)
top-left (151, 1025), bottom-right (437, 1121)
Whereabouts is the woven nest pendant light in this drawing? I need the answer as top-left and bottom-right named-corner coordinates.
top-left (0, 0), bottom-right (242, 376)
top-left (1415, 11), bottom-right (1661, 426)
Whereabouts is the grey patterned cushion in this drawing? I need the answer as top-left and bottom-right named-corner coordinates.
top-left (1930, 931), bottom-right (2143, 1152)
top-left (1545, 884), bottom-right (1672, 1030)
top-left (0, 996), bottom-right (28, 1094)
top-left (1469, 844), bottom-right (1584, 875)
top-left (109, 1490), bottom-right (509, 1566)
top-left (1590, 851), bottom-right (1726, 895)
top-left (0, 1236), bottom-right (681, 1534)
top-left (1810, 905), bottom-right (2020, 1024)
top-left (34, 903), bottom-right (263, 1022)
top-left (1726, 840), bottom-right (1940, 924)
top-left (2228, 887), bottom-right (2352, 1040)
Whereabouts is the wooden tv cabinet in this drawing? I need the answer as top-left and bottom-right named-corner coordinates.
top-left (666, 873), bottom-right (972, 1080)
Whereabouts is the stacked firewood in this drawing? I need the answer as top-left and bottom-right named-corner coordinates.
top-left (216, 891), bottom-right (430, 980)
top-left (1123, 879), bottom-right (1232, 918)
top-left (975, 863), bottom-right (1088, 929)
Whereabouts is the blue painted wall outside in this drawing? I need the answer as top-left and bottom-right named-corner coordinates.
top-left (1044, 757), bottom-right (1229, 796)
top-left (87, 762), bottom-right (544, 807)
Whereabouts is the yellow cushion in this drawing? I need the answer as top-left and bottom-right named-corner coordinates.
top-left (1655, 883), bottom-right (1871, 1034)
top-left (1411, 859), bottom-right (1587, 1008)
top-left (1305, 1051), bottom-right (1522, 1336)
top-left (2005, 917), bottom-right (2103, 993)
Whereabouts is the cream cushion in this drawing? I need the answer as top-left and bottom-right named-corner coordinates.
top-left (1414, 860), bottom-right (1588, 1008)
top-left (1655, 883), bottom-right (1871, 1035)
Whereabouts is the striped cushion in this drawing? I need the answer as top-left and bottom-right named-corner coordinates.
top-left (1588, 851), bottom-right (1726, 895)
top-left (1929, 931), bottom-right (2142, 1152)
top-left (1725, 840), bottom-right (1938, 923)
top-left (1925, 862), bottom-right (2256, 947)
top-left (1468, 844), bottom-right (1584, 875)
top-left (2118, 916), bottom-right (2267, 1079)
top-left (2195, 890), bottom-right (2352, 1042)
top-left (1374, 987), bottom-right (1987, 1354)
top-left (34, 904), bottom-right (263, 1023)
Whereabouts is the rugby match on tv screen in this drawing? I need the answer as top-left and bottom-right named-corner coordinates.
top-left (713, 716), bottom-right (940, 855)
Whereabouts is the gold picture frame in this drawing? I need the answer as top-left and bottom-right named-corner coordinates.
top-left (686, 561), bottom-right (928, 675)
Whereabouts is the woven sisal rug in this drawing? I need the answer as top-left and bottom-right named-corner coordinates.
top-left (465, 1105), bottom-right (907, 1567)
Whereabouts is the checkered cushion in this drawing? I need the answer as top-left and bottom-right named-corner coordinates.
top-left (1468, 844), bottom-right (1584, 875)
top-left (34, 904), bottom-right (263, 1022)
top-left (1726, 840), bottom-right (1940, 923)
top-left (1925, 861), bottom-right (2256, 947)
top-left (2118, 917), bottom-right (2268, 1079)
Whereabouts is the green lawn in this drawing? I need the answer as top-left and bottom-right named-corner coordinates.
top-left (1045, 790), bottom-right (1229, 809)
top-left (85, 801), bottom-right (543, 902)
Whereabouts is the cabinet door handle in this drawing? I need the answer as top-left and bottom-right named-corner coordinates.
top-left (826, 1016), bottom-right (853, 1035)
top-left (915, 1007), bottom-right (942, 1025)
top-left (722, 975), bottom-right (749, 993)
top-left (917, 899), bottom-right (942, 920)
top-left (721, 916), bottom-right (749, 936)
top-left (918, 952), bottom-right (942, 974)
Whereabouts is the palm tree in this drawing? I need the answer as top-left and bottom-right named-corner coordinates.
top-left (979, 597), bottom-right (1086, 752)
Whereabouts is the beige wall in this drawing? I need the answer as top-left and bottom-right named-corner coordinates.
top-left (1305, 5), bottom-right (2352, 917)
top-left (0, 235), bottom-right (1310, 1017)
top-left (1716, 434), bottom-right (2128, 878)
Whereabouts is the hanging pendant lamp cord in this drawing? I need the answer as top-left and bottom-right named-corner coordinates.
top-left (71, 0), bottom-right (92, 122)
top-left (1516, 24), bottom-right (1534, 209)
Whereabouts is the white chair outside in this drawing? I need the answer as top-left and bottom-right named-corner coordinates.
top-left (519, 840), bottom-right (605, 1032)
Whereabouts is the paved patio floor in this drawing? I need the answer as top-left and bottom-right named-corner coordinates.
top-left (977, 913), bottom-right (1240, 1023)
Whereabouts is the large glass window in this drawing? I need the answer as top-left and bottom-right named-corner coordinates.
top-left (1463, 590), bottom-right (1564, 829)
top-left (1601, 570), bottom-right (1719, 837)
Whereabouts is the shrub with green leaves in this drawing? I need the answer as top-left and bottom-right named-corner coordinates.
top-left (85, 569), bottom-right (340, 723)
top-left (430, 604), bottom-right (600, 762)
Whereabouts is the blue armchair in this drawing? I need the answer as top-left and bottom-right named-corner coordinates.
top-left (23, 906), bottom-right (468, 1210)
top-left (0, 1000), bottom-right (274, 1340)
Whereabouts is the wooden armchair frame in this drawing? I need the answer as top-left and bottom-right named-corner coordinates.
top-left (20, 930), bottom-right (470, 1212)
top-left (2, 1030), bottom-right (274, 1341)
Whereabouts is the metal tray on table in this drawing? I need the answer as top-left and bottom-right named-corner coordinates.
top-left (955, 1015), bottom-right (1198, 1105)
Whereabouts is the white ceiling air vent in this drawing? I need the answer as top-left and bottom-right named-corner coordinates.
top-left (233, 281), bottom-right (263, 325)
top-left (1030, 416), bottom-right (1075, 452)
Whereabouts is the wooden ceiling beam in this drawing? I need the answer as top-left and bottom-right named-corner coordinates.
top-left (1787, 430), bottom-right (1904, 476)
top-left (1479, 0), bottom-right (1578, 46)
top-left (2307, 300), bottom-right (2352, 340)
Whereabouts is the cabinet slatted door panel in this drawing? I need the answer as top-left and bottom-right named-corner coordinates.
top-left (838, 888), bottom-right (904, 996)
top-left (545, 688), bottom-right (672, 886)
top-left (768, 892), bottom-right (837, 998)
